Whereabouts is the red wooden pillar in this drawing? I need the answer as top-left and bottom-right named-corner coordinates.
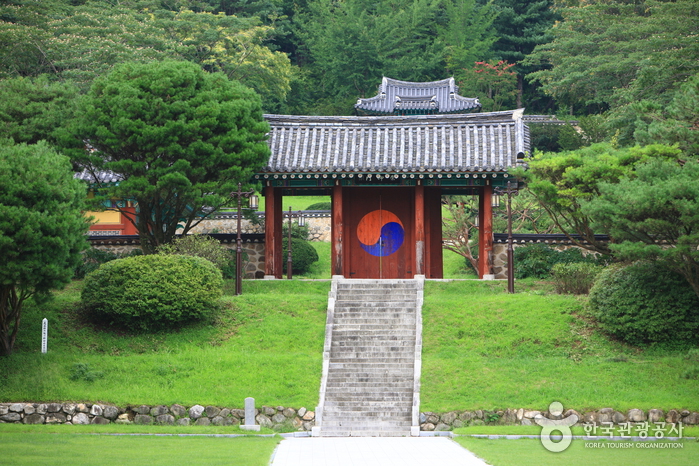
top-left (331, 184), bottom-right (344, 277)
top-left (264, 185), bottom-right (283, 278)
top-left (478, 184), bottom-right (494, 278)
top-left (414, 184), bottom-right (425, 276)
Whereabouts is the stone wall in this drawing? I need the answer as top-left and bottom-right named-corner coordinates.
top-left (0, 402), bottom-right (315, 431)
top-left (191, 211), bottom-right (332, 242)
top-left (491, 234), bottom-right (607, 279)
top-left (90, 239), bottom-right (266, 279)
top-left (419, 407), bottom-right (699, 431)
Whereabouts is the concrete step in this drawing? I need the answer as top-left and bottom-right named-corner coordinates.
top-left (328, 363), bottom-right (414, 370)
top-left (321, 423), bottom-right (412, 431)
top-left (320, 278), bottom-right (421, 437)
top-left (320, 430), bottom-right (411, 437)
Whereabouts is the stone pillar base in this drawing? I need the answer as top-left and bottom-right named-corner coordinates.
top-left (240, 425), bottom-right (260, 431)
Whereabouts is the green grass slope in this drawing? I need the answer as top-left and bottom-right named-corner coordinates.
top-left (0, 281), bottom-right (328, 408)
top-left (1, 276), bottom-right (697, 414)
top-left (421, 280), bottom-right (699, 412)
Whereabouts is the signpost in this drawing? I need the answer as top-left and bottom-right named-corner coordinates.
top-left (41, 318), bottom-right (48, 354)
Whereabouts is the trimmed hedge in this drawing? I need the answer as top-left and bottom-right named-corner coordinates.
top-left (514, 243), bottom-right (603, 279)
top-left (588, 262), bottom-right (699, 345)
top-left (282, 238), bottom-right (319, 275)
top-left (82, 254), bottom-right (223, 331)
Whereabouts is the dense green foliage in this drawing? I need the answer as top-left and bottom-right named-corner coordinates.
top-left (64, 60), bottom-right (270, 253)
top-left (0, 76), bottom-right (78, 145)
top-left (82, 255), bottom-right (223, 331)
top-left (513, 243), bottom-right (598, 279)
top-left (0, 141), bottom-right (89, 355)
top-left (158, 235), bottom-right (232, 271)
top-left (589, 262), bottom-right (699, 346)
top-left (550, 261), bottom-right (602, 295)
top-left (585, 158), bottom-right (699, 299)
top-left (0, 0), bottom-right (292, 109)
top-left (74, 247), bottom-right (142, 279)
top-left (282, 238), bottom-right (320, 275)
top-left (157, 234), bottom-right (243, 279)
top-left (516, 143), bottom-right (684, 254)
top-left (525, 0), bottom-right (699, 145)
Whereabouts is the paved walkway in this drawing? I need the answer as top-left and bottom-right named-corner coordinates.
top-left (270, 437), bottom-right (489, 466)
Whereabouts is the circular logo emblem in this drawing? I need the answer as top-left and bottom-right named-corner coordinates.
top-left (357, 210), bottom-right (404, 257)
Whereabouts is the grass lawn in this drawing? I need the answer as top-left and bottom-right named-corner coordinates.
top-left (0, 281), bottom-right (329, 408)
top-left (454, 437), bottom-right (698, 466)
top-left (421, 279), bottom-right (699, 412)
top-left (255, 195), bottom-right (330, 213)
top-left (0, 430), bottom-right (280, 466)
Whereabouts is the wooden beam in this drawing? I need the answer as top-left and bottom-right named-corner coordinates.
top-left (478, 184), bottom-right (493, 278)
top-left (414, 184), bottom-right (425, 276)
top-left (264, 186), bottom-right (283, 278)
top-left (331, 184), bottom-right (344, 277)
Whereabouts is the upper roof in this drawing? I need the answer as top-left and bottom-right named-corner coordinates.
top-left (260, 109), bottom-right (529, 178)
top-left (355, 77), bottom-right (481, 115)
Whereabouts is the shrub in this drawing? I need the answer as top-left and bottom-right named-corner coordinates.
top-left (551, 262), bottom-right (603, 294)
top-left (282, 222), bottom-right (310, 240)
top-left (305, 201), bottom-right (331, 210)
top-left (588, 262), bottom-right (699, 345)
top-left (282, 238), bottom-right (319, 275)
top-left (513, 244), bottom-right (604, 279)
top-left (82, 254), bottom-right (223, 331)
top-left (158, 234), bottom-right (231, 269)
top-left (74, 247), bottom-right (142, 279)
top-left (157, 234), bottom-right (250, 279)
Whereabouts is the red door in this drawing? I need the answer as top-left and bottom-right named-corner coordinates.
top-left (345, 187), bottom-right (414, 279)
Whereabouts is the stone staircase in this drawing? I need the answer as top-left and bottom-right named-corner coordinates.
top-left (314, 277), bottom-right (423, 437)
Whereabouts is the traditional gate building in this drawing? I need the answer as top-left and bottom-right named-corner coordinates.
top-left (257, 77), bottom-right (530, 279)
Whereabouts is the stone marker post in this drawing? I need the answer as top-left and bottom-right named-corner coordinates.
top-left (240, 397), bottom-right (260, 431)
top-left (41, 318), bottom-right (48, 354)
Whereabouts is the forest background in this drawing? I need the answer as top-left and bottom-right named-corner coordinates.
top-left (1, 0), bottom-right (697, 153)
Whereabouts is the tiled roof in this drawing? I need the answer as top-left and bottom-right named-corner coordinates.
top-left (74, 169), bottom-right (123, 184)
top-left (355, 77), bottom-right (481, 115)
top-left (262, 109), bottom-right (529, 175)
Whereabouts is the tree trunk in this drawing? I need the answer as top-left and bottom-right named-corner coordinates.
top-left (0, 285), bottom-right (24, 357)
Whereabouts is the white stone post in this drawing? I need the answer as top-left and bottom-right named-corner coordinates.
top-left (240, 397), bottom-right (260, 431)
top-left (41, 318), bottom-right (48, 354)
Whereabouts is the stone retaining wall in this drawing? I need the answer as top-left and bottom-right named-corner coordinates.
top-left (91, 242), bottom-right (266, 279)
top-left (0, 402), bottom-right (315, 431)
top-left (5, 402), bottom-right (696, 433)
top-left (191, 212), bottom-right (332, 242)
top-left (419, 408), bottom-right (699, 431)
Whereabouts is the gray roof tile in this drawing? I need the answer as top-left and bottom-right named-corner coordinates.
top-left (355, 77), bottom-right (481, 115)
top-left (262, 110), bottom-right (528, 174)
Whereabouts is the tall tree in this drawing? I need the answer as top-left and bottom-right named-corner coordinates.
top-left (514, 143), bottom-right (684, 255)
top-left (0, 1), bottom-right (293, 110)
top-left (584, 158), bottom-right (699, 299)
top-left (0, 76), bottom-right (79, 146)
top-left (525, 0), bottom-right (699, 141)
top-left (633, 72), bottom-right (699, 157)
top-left (0, 140), bottom-right (89, 356)
top-left (489, 0), bottom-right (559, 109)
top-left (63, 60), bottom-right (270, 254)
